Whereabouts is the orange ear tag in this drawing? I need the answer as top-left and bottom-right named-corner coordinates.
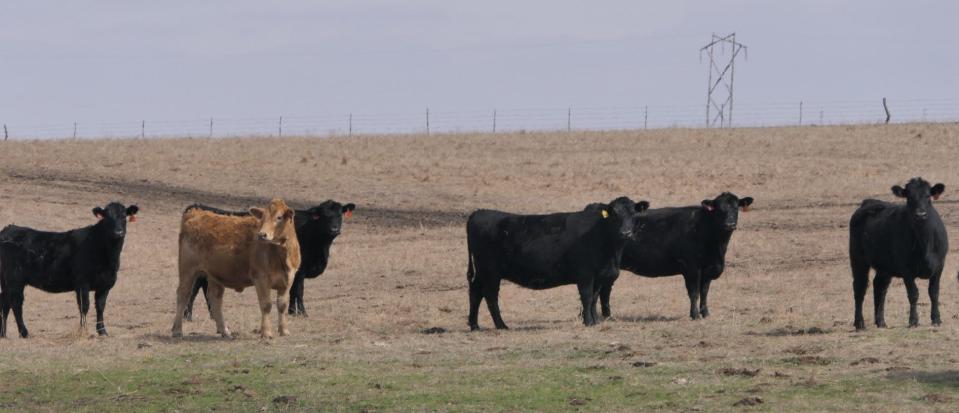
top-left (741, 205), bottom-right (750, 212)
top-left (129, 215), bottom-right (137, 223)
top-left (344, 210), bottom-right (353, 219)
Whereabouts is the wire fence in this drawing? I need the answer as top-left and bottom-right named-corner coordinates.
top-left (3, 97), bottom-right (959, 140)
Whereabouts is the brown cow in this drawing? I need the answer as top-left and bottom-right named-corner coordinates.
top-left (171, 199), bottom-right (301, 339)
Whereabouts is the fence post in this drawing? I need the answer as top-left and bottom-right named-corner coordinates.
top-left (348, 113), bottom-right (352, 137)
top-left (644, 105), bottom-right (648, 129)
top-left (882, 98), bottom-right (891, 124)
top-left (73, 122), bottom-right (78, 139)
top-left (819, 109), bottom-right (824, 125)
top-left (492, 109), bottom-right (496, 133)
top-left (278, 116), bottom-right (283, 137)
top-left (141, 120), bottom-right (145, 139)
top-left (567, 107), bottom-right (571, 133)
top-left (3, 124), bottom-right (7, 141)
top-left (799, 100), bottom-right (803, 126)
top-left (209, 118), bottom-right (214, 138)
top-left (426, 108), bottom-right (430, 135)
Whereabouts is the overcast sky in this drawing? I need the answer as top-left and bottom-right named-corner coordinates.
top-left (1, 1), bottom-right (957, 133)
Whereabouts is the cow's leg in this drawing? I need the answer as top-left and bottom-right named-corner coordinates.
top-left (699, 277), bottom-right (713, 318)
top-left (929, 270), bottom-right (942, 326)
top-left (904, 276), bottom-right (920, 327)
top-left (74, 287), bottom-right (91, 338)
top-left (171, 274), bottom-right (195, 338)
top-left (94, 289), bottom-right (110, 336)
top-left (276, 276), bottom-right (293, 336)
top-left (184, 277), bottom-right (207, 322)
top-left (254, 278), bottom-right (274, 338)
top-left (206, 281), bottom-right (230, 337)
top-left (482, 278), bottom-right (508, 330)
top-left (0, 291), bottom-right (8, 338)
top-left (589, 281), bottom-right (604, 324)
top-left (577, 280), bottom-right (596, 326)
top-left (683, 269), bottom-right (702, 320)
top-left (872, 272), bottom-right (892, 328)
top-left (468, 277), bottom-right (484, 331)
top-left (599, 280), bottom-right (614, 319)
top-left (851, 260), bottom-right (869, 330)
top-left (10, 289), bottom-right (27, 338)
top-left (295, 281), bottom-right (306, 316)
top-left (288, 275), bottom-right (305, 317)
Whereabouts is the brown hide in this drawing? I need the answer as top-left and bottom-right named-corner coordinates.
top-left (172, 199), bottom-right (300, 338)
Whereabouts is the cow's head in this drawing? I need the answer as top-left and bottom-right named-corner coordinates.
top-left (250, 199), bottom-right (296, 244)
top-left (892, 177), bottom-right (944, 222)
top-left (601, 196), bottom-right (650, 240)
top-left (304, 200), bottom-right (356, 238)
top-left (92, 202), bottom-right (139, 239)
top-left (701, 192), bottom-right (753, 232)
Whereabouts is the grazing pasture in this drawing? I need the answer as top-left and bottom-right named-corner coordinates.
top-left (1, 124), bottom-right (959, 411)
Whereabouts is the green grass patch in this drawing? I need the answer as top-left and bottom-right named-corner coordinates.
top-left (1, 347), bottom-right (958, 412)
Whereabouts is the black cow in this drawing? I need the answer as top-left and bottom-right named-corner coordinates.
top-left (849, 178), bottom-right (947, 330)
top-left (183, 200), bottom-right (355, 320)
top-left (606, 192), bottom-right (753, 320)
top-left (0, 202), bottom-right (139, 338)
top-left (466, 197), bottom-right (649, 330)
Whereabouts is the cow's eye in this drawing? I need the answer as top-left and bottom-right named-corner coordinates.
top-left (276, 216), bottom-right (283, 221)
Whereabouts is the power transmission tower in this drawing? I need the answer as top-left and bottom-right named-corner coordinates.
top-left (700, 33), bottom-right (747, 128)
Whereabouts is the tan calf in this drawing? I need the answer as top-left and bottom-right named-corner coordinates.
top-left (171, 199), bottom-right (301, 339)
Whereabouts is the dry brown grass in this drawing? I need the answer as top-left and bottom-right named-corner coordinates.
top-left (1, 123), bottom-right (959, 411)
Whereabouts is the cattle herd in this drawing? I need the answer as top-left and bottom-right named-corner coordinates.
top-left (0, 177), bottom-right (949, 339)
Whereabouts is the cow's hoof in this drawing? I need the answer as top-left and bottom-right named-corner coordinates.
top-left (853, 320), bottom-right (865, 330)
top-left (494, 325), bottom-right (509, 330)
top-left (469, 325), bottom-right (480, 331)
top-left (909, 322), bottom-right (919, 328)
top-left (171, 331), bottom-right (183, 338)
top-left (97, 330), bottom-right (109, 337)
top-left (279, 329), bottom-right (290, 337)
top-left (700, 309), bottom-right (710, 318)
top-left (875, 321), bottom-right (887, 328)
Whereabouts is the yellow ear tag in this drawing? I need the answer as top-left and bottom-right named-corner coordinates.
top-left (601, 210), bottom-right (609, 219)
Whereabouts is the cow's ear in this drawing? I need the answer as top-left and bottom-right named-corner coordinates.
top-left (249, 207), bottom-right (265, 219)
top-left (92, 207), bottom-right (105, 219)
top-left (125, 205), bottom-right (139, 216)
top-left (892, 185), bottom-right (907, 198)
top-left (701, 200), bottom-right (715, 212)
top-left (283, 209), bottom-right (295, 220)
top-left (739, 197), bottom-right (754, 210)
top-left (931, 183), bottom-right (945, 200)
top-left (342, 203), bottom-right (356, 213)
top-left (636, 201), bottom-right (650, 213)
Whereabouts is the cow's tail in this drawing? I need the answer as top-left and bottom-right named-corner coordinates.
top-left (467, 250), bottom-right (476, 284)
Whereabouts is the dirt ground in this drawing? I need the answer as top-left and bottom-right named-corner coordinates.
top-left (1, 124), bottom-right (959, 411)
